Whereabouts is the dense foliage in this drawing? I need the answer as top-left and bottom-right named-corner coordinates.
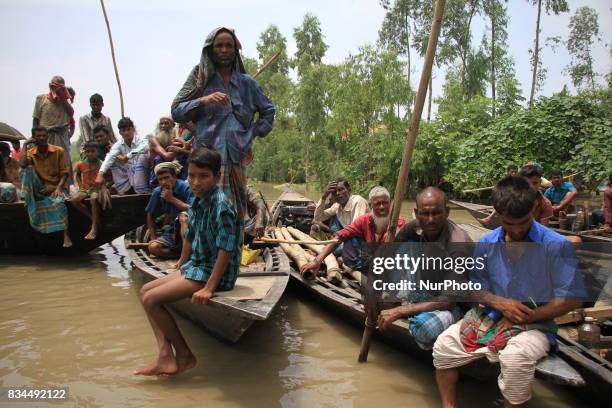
top-left (246, 5), bottom-right (609, 198)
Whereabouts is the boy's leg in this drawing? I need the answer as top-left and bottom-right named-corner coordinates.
top-left (63, 208), bottom-right (72, 248)
top-left (71, 192), bottom-right (91, 219)
top-left (85, 192), bottom-right (100, 240)
top-left (136, 274), bottom-right (204, 375)
top-left (137, 271), bottom-right (181, 373)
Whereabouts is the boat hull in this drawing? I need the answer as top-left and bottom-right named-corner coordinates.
top-left (1, 194), bottom-right (150, 255)
top-left (451, 199), bottom-right (612, 243)
top-left (125, 227), bottom-right (291, 343)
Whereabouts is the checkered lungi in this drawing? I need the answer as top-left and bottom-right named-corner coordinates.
top-left (432, 321), bottom-right (549, 405)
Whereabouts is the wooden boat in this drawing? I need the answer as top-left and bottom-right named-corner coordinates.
top-left (125, 226), bottom-right (290, 343)
top-left (450, 199), bottom-right (612, 244)
top-left (0, 194), bottom-right (150, 255)
top-left (449, 199), bottom-right (500, 229)
top-left (270, 190), bottom-right (588, 388)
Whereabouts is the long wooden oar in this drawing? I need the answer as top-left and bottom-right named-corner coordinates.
top-left (358, 0), bottom-right (447, 363)
top-left (99, 0), bottom-right (125, 117)
top-left (462, 171), bottom-right (581, 193)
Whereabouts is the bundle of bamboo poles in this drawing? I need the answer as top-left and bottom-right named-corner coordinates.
top-left (270, 227), bottom-right (362, 288)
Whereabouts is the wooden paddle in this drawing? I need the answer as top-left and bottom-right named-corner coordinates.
top-left (358, 0), bottom-right (447, 363)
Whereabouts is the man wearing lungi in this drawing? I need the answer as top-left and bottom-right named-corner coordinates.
top-left (433, 176), bottom-right (586, 408)
top-left (19, 127), bottom-right (72, 247)
top-left (171, 27), bottom-right (275, 222)
top-left (32, 75), bottom-right (74, 183)
top-left (94, 117), bottom-right (150, 194)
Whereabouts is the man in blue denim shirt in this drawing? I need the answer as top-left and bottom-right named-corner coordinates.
top-left (172, 27), bottom-right (275, 221)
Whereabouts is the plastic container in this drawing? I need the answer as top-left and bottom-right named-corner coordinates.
top-left (578, 317), bottom-right (601, 349)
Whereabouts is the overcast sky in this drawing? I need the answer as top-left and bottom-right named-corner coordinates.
top-left (1, 0), bottom-right (609, 142)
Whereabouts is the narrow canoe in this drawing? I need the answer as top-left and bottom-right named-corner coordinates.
top-left (124, 226), bottom-right (290, 343)
top-left (450, 199), bottom-right (612, 244)
top-left (270, 190), bottom-right (586, 388)
top-left (0, 194), bottom-right (150, 255)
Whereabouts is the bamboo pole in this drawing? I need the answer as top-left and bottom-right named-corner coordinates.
top-left (255, 237), bottom-right (339, 245)
top-left (253, 51), bottom-right (281, 79)
top-left (100, 0), bottom-right (125, 117)
top-left (462, 172), bottom-right (581, 193)
top-left (358, 0), bottom-right (447, 363)
top-left (286, 226), bottom-right (343, 284)
top-left (273, 228), bottom-right (315, 279)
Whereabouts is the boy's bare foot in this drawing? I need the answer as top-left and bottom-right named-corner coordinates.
top-left (174, 353), bottom-right (197, 375)
top-left (133, 355), bottom-right (178, 376)
top-left (63, 236), bottom-right (73, 248)
top-left (85, 230), bottom-right (97, 240)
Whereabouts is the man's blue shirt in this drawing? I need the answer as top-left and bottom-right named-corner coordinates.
top-left (145, 179), bottom-right (195, 221)
top-left (470, 221), bottom-right (587, 302)
top-left (172, 71), bottom-right (275, 164)
top-left (543, 181), bottom-right (576, 205)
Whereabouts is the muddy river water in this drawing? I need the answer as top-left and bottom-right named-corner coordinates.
top-left (0, 184), bottom-right (588, 407)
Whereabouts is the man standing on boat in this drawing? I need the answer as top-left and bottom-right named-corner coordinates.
top-left (77, 93), bottom-right (117, 154)
top-left (377, 187), bottom-right (472, 350)
top-left (433, 176), bottom-right (586, 408)
top-left (171, 27), bottom-right (275, 222)
top-left (32, 75), bottom-right (74, 183)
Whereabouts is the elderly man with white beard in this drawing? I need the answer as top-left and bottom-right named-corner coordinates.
top-left (300, 186), bottom-right (406, 275)
top-left (149, 115), bottom-right (179, 186)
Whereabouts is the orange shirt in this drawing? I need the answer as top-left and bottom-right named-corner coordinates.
top-left (75, 159), bottom-right (101, 190)
top-left (533, 193), bottom-right (553, 223)
top-left (26, 144), bottom-right (69, 192)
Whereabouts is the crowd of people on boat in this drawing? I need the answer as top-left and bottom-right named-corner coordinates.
top-left (1, 24), bottom-right (611, 407)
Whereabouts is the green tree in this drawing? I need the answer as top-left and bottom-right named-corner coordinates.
top-left (482, 0), bottom-right (511, 116)
top-left (292, 14), bottom-right (330, 183)
top-left (250, 26), bottom-right (296, 182)
top-left (566, 6), bottom-right (601, 91)
top-left (448, 90), bottom-right (611, 190)
top-left (378, 0), bottom-right (419, 87)
top-left (293, 13), bottom-right (328, 78)
top-left (527, 0), bottom-right (568, 106)
top-left (255, 25), bottom-right (293, 118)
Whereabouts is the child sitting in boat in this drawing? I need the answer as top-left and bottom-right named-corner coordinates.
top-left (93, 125), bottom-right (112, 161)
top-left (72, 141), bottom-right (102, 240)
top-left (145, 161), bottom-right (194, 258)
top-left (135, 147), bottom-right (241, 376)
